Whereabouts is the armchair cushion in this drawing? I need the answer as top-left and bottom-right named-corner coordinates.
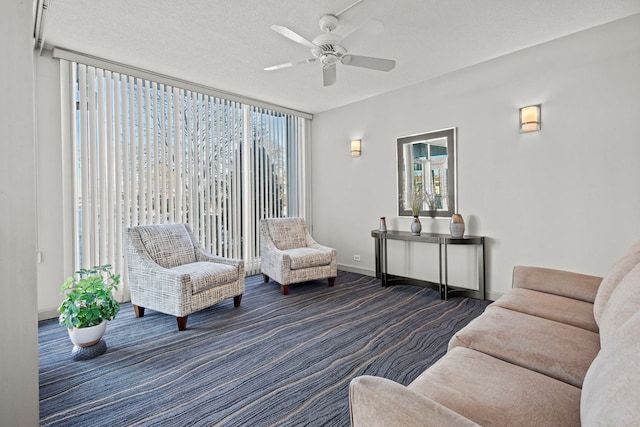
top-left (137, 223), bottom-right (196, 269)
top-left (287, 247), bottom-right (333, 270)
top-left (172, 261), bottom-right (239, 295)
top-left (266, 218), bottom-right (307, 250)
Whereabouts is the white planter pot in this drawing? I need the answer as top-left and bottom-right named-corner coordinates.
top-left (68, 320), bottom-right (107, 347)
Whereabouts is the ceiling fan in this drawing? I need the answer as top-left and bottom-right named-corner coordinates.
top-left (264, 0), bottom-right (396, 87)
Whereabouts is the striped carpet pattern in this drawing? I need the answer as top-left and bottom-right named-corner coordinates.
top-left (39, 271), bottom-right (490, 426)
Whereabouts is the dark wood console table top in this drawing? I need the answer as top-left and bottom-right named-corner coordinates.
top-left (371, 230), bottom-right (485, 300)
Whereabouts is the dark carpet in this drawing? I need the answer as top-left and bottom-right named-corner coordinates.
top-left (39, 271), bottom-right (490, 427)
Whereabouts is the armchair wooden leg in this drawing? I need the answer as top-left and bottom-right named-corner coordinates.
top-left (262, 273), bottom-right (270, 283)
top-left (176, 316), bottom-right (188, 331)
top-left (234, 294), bottom-right (242, 307)
top-left (133, 305), bottom-right (145, 318)
top-left (328, 277), bottom-right (336, 287)
top-left (281, 284), bottom-right (289, 295)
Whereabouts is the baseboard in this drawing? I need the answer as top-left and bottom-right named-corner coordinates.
top-left (485, 290), bottom-right (503, 302)
top-left (337, 264), bottom-right (501, 302)
top-left (39, 307), bottom-right (59, 321)
top-left (338, 264), bottom-right (375, 277)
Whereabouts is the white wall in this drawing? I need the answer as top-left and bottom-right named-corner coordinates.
top-left (0, 1), bottom-right (40, 425)
top-left (33, 14), bottom-right (640, 312)
top-left (310, 14), bottom-right (640, 299)
top-left (35, 50), bottom-right (68, 320)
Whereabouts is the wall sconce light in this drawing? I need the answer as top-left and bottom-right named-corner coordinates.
top-left (519, 104), bottom-right (541, 133)
top-left (351, 139), bottom-right (362, 157)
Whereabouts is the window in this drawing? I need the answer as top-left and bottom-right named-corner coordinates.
top-left (69, 62), bottom-right (309, 294)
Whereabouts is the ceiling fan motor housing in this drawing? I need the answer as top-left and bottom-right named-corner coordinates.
top-left (312, 32), bottom-right (346, 62)
top-left (319, 14), bottom-right (339, 32)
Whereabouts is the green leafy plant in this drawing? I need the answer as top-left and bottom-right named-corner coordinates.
top-left (58, 264), bottom-right (121, 329)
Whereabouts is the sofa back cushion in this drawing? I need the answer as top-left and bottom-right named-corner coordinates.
top-left (581, 310), bottom-right (640, 426)
top-left (136, 224), bottom-right (196, 269)
top-left (593, 239), bottom-right (640, 326)
top-left (264, 218), bottom-right (307, 250)
top-left (598, 261), bottom-right (640, 347)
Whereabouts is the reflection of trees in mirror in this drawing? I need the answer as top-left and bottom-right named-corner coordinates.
top-left (424, 185), bottom-right (437, 211)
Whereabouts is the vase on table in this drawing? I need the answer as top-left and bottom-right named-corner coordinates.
top-left (450, 213), bottom-right (465, 238)
top-left (410, 216), bottom-right (422, 235)
top-left (379, 217), bottom-right (387, 233)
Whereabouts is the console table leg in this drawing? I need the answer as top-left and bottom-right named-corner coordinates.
top-left (382, 236), bottom-right (388, 287)
top-left (438, 241), bottom-right (443, 299)
top-left (478, 239), bottom-right (485, 300)
top-left (443, 242), bottom-right (449, 301)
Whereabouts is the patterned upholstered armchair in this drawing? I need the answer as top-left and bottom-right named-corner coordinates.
top-left (260, 217), bottom-right (337, 295)
top-left (125, 223), bottom-right (244, 331)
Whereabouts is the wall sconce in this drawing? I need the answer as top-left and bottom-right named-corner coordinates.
top-left (351, 139), bottom-right (362, 157)
top-left (519, 104), bottom-right (541, 133)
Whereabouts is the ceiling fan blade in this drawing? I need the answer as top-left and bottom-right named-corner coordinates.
top-left (323, 65), bottom-right (336, 87)
top-left (271, 25), bottom-right (317, 50)
top-left (342, 55), bottom-right (396, 72)
top-left (340, 19), bottom-right (384, 48)
top-left (264, 58), bottom-right (317, 71)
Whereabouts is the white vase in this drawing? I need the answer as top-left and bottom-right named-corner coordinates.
top-left (410, 216), bottom-right (422, 235)
top-left (68, 320), bottom-right (107, 347)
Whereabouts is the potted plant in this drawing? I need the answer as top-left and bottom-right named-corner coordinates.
top-left (409, 188), bottom-right (424, 235)
top-left (58, 264), bottom-right (121, 347)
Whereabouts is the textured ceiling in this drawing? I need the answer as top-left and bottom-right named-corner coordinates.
top-left (40, 0), bottom-right (640, 114)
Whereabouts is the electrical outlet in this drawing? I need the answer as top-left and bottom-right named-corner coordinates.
top-left (353, 255), bottom-right (361, 261)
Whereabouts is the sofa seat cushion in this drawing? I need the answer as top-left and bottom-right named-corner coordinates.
top-left (491, 288), bottom-right (598, 332)
top-left (512, 266), bottom-right (601, 303)
top-left (593, 239), bottom-right (640, 325)
top-left (448, 306), bottom-right (600, 388)
top-left (350, 375), bottom-right (480, 427)
top-left (172, 261), bottom-right (238, 294)
top-left (581, 310), bottom-right (640, 426)
top-left (598, 261), bottom-right (640, 346)
top-left (285, 247), bottom-right (332, 270)
top-left (410, 347), bottom-right (581, 427)
top-left (138, 224), bottom-right (197, 269)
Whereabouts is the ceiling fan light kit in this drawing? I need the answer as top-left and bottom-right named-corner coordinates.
top-left (264, 1), bottom-right (395, 87)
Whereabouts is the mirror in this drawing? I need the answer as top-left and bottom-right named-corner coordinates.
top-left (397, 127), bottom-right (457, 218)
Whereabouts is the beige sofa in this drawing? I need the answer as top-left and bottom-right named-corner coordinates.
top-left (350, 240), bottom-right (640, 426)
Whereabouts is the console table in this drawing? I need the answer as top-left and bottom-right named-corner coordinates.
top-left (371, 230), bottom-right (485, 300)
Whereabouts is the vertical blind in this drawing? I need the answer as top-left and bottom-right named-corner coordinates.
top-left (71, 62), bottom-right (308, 300)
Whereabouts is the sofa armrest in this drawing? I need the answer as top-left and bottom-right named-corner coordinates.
top-left (512, 266), bottom-right (602, 303)
top-left (349, 376), bottom-right (479, 427)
